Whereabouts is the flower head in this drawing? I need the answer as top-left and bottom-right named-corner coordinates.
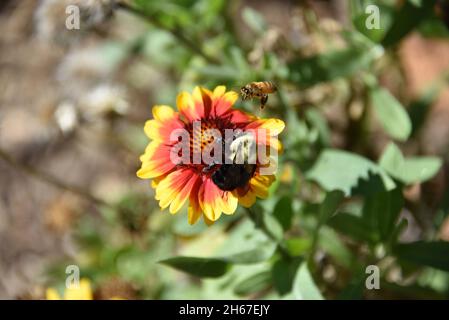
top-left (137, 86), bottom-right (284, 225)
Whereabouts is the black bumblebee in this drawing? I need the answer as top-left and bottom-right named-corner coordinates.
top-left (212, 163), bottom-right (256, 191)
top-left (204, 133), bottom-right (257, 191)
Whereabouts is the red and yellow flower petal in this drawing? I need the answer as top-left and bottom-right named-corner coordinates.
top-left (198, 178), bottom-right (238, 222)
top-left (187, 180), bottom-right (203, 224)
top-left (193, 86), bottom-right (213, 118)
top-left (245, 118), bottom-right (285, 137)
top-left (144, 105), bottom-right (184, 142)
top-left (151, 175), bottom-right (165, 189)
top-left (212, 86), bottom-right (239, 117)
top-left (177, 86), bottom-right (213, 122)
top-left (203, 215), bottom-right (215, 226)
top-left (268, 137), bottom-right (283, 152)
top-left (244, 119), bottom-right (285, 152)
top-left (137, 142), bottom-right (177, 179)
top-left (212, 85), bottom-right (226, 99)
top-left (220, 190), bottom-right (238, 215)
top-left (176, 91), bottom-right (197, 122)
top-left (155, 168), bottom-right (199, 214)
top-left (237, 189), bottom-right (257, 208)
top-left (188, 205), bottom-right (202, 225)
top-left (237, 174), bottom-right (275, 207)
top-left (198, 178), bottom-right (222, 221)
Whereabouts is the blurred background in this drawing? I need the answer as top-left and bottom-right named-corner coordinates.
top-left (1, 0), bottom-right (449, 299)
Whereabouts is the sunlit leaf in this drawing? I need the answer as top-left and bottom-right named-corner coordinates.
top-left (234, 271), bottom-right (272, 296)
top-left (352, 4), bottom-right (394, 42)
top-left (319, 227), bottom-right (354, 269)
top-left (379, 143), bottom-right (442, 184)
top-left (305, 109), bottom-right (331, 146)
top-left (241, 7), bottom-right (267, 33)
top-left (292, 263), bottom-right (324, 300)
top-left (307, 149), bottom-right (396, 196)
top-left (371, 87), bottom-right (412, 141)
top-left (285, 238), bottom-right (312, 256)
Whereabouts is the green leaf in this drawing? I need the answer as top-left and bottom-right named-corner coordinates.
top-left (319, 190), bottom-right (345, 224)
top-left (381, 0), bottom-right (437, 47)
top-left (288, 46), bottom-right (379, 88)
top-left (285, 238), bottom-right (312, 256)
top-left (419, 17), bottom-right (449, 38)
top-left (328, 188), bottom-right (403, 244)
top-left (241, 7), bottom-right (267, 34)
top-left (272, 258), bottom-right (302, 295)
top-left (371, 87), bottom-right (412, 141)
top-left (328, 213), bottom-right (376, 243)
top-left (352, 4), bottom-right (394, 43)
top-left (249, 206), bottom-right (284, 242)
top-left (292, 262), bottom-right (324, 300)
top-left (159, 257), bottom-right (230, 278)
top-left (362, 188), bottom-right (403, 241)
top-left (338, 271), bottom-right (366, 300)
top-left (233, 271), bottom-right (272, 296)
top-left (305, 109), bottom-right (331, 146)
top-left (319, 227), bottom-right (354, 268)
top-left (307, 149), bottom-right (396, 196)
top-left (225, 244), bottom-right (277, 264)
top-left (394, 241), bottom-right (449, 272)
top-left (379, 143), bottom-right (442, 184)
top-left (272, 196), bottom-right (294, 231)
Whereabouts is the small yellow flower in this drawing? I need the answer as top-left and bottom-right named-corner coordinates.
top-left (46, 278), bottom-right (93, 300)
top-left (137, 86), bottom-right (285, 225)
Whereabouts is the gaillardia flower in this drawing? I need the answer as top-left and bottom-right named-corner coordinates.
top-left (137, 86), bottom-right (284, 225)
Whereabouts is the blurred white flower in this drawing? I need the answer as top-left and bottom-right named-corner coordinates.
top-left (80, 84), bottom-right (129, 120)
top-left (54, 101), bottom-right (78, 133)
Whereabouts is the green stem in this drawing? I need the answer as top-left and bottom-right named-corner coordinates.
top-left (308, 220), bottom-right (322, 268)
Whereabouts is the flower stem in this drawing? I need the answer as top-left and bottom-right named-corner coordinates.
top-left (116, 2), bottom-right (221, 65)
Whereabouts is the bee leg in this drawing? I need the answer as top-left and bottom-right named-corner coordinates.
top-left (260, 94), bottom-right (268, 109)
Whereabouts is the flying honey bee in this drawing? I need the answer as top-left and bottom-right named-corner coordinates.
top-left (240, 81), bottom-right (278, 110)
